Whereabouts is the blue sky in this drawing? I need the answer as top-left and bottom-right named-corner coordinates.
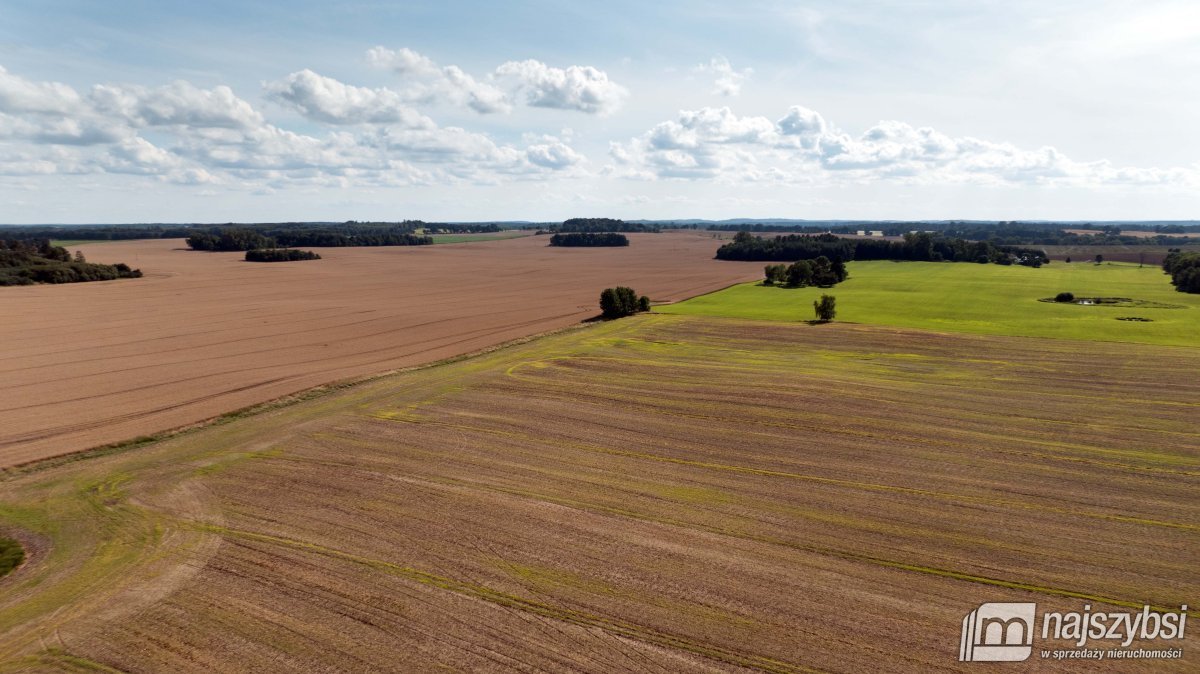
top-left (1, 0), bottom-right (1197, 222)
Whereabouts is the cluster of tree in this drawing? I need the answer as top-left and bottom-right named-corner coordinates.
top-left (553, 218), bottom-right (660, 233)
top-left (1162, 250), bottom-right (1200, 293)
top-left (0, 239), bottom-right (142, 286)
top-left (245, 248), bottom-right (322, 262)
top-left (600, 286), bottom-right (651, 318)
top-left (763, 256), bottom-right (848, 287)
top-left (717, 232), bottom-right (1047, 266)
top-left (550, 232), bottom-right (630, 247)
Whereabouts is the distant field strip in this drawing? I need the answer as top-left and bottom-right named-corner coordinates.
top-left (0, 315), bottom-right (1195, 672)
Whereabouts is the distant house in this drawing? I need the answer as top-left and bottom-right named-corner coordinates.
top-left (869, 230), bottom-right (884, 237)
top-left (856, 230), bottom-right (866, 236)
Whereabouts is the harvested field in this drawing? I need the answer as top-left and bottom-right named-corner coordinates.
top-left (0, 315), bottom-right (1196, 672)
top-left (0, 232), bottom-right (760, 467)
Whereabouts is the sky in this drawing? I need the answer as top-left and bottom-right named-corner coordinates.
top-left (0, 0), bottom-right (1197, 223)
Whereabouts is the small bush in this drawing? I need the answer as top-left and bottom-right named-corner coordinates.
top-left (1055, 292), bottom-right (1075, 303)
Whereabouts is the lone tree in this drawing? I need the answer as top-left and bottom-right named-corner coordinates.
top-left (1094, 253), bottom-right (1104, 264)
top-left (813, 294), bottom-right (837, 322)
top-left (600, 286), bottom-right (650, 319)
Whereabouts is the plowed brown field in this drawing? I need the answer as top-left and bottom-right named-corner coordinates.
top-left (1, 315), bottom-right (1195, 672)
top-left (0, 233), bottom-right (760, 467)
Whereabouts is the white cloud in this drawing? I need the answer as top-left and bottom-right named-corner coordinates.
top-left (612, 104), bottom-right (1198, 187)
top-left (265, 69), bottom-right (433, 127)
top-left (495, 60), bottom-right (627, 114)
top-left (91, 81), bottom-right (263, 129)
top-left (0, 66), bottom-right (82, 115)
top-left (695, 56), bottom-right (752, 97)
top-left (0, 64), bottom-right (588, 191)
top-left (525, 141), bottom-right (584, 169)
top-left (366, 47), bottom-right (511, 114)
top-left (366, 47), bottom-right (628, 115)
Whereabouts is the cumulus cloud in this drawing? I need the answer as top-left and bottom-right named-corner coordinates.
top-left (0, 66), bottom-right (82, 115)
top-left (91, 81), bottom-right (263, 129)
top-left (525, 140), bottom-right (584, 169)
top-left (0, 64), bottom-right (592, 189)
top-left (612, 107), bottom-right (778, 179)
top-left (368, 47), bottom-right (627, 115)
top-left (695, 56), bottom-right (752, 97)
top-left (612, 104), bottom-right (1195, 187)
top-left (265, 69), bottom-right (433, 127)
top-left (494, 60), bottom-right (627, 114)
top-left (366, 47), bottom-right (511, 113)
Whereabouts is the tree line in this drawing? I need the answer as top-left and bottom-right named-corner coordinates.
top-left (245, 249), bottom-right (322, 262)
top-left (717, 232), bottom-right (1048, 266)
top-left (186, 227), bottom-right (432, 251)
top-left (550, 232), bottom-right (630, 247)
top-left (0, 239), bottom-right (142, 286)
top-left (1163, 250), bottom-right (1200, 293)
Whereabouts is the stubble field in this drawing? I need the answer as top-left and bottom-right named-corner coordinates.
top-left (1, 314), bottom-right (1196, 672)
top-left (0, 232), bottom-right (760, 468)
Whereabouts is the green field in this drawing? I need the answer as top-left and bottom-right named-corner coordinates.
top-left (659, 260), bottom-right (1200, 347)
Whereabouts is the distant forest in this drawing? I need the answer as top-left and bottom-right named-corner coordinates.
top-left (1, 220), bottom-right (497, 244)
top-left (0, 240), bottom-right (142, 286)
top-left (0, 225), bottom-right (195, 241)
top-left (705, 221), bottom-right (1200, 247)
top-left (550, 232), bottom-right (630, 247)
top-left (716, 232), bottom-right (1048, 267)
